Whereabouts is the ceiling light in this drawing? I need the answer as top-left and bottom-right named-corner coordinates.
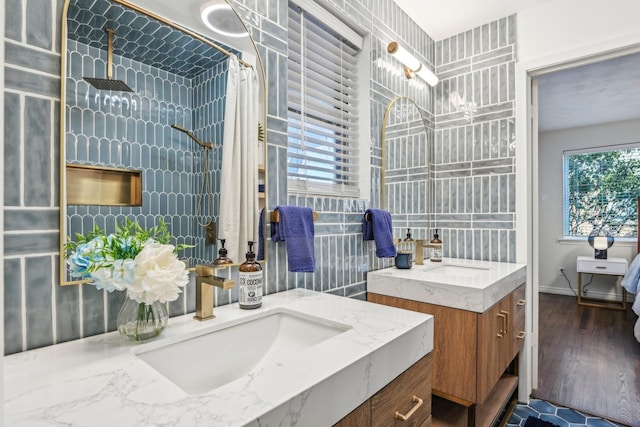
top-left (200, 2), bottom-right (248, 38)
top-left (387, 41), bottom-right (438, 86)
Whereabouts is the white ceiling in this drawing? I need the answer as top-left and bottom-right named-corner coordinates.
top-left (536, 53), bottom-right (640, 132)
top-left (392, 0), bottom-right (556, 41)
top-left (127, 0), bottom-right (255, 54)
top-left (394, 0), bottom-right (640, 133)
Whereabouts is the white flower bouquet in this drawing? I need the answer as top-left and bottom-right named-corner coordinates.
top-left (65, 219), bottom-right (191, 341)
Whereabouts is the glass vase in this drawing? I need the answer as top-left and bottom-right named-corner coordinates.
top-left (117, 296), bottom-right (169, 342)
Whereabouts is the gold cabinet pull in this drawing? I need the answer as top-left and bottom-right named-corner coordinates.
top-left (394, 395), bottom-right (424, 421)
top-left (517, 331), bottom-right (526, 339)
top-left (517, 299), bottom-right (526, 306)
top-left (500, 310), bottom-right (509, 335)
top-left (496, 313), bottom-right (507, 338)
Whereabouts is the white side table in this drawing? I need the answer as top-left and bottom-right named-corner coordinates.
top-left (576, 256), bottom-right (628, 310)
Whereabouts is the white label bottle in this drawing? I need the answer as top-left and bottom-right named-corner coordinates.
top-left (239, 241), bottom-right (263, 309)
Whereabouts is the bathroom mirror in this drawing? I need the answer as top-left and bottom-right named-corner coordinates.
top-left (59, 0), bottom-right (267, 285)
top-left (381, 96), bottom-right (431, 235)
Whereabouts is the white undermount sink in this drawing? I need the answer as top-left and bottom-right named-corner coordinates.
top-left (136, 308), bottom-right (352, 394)
top-left (419, 264), bottom-right (491, 277)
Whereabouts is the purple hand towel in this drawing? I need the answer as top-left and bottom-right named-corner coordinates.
top-left (363, 209), bottom-right (396, 258)
top-left (271, 206), bottom-right (315, 272)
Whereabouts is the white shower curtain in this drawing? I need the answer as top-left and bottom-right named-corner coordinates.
top-left (219, 56), bottom-right (260, 263)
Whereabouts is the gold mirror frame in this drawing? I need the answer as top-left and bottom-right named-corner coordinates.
top-left (59, 0), bottom-right (267, 285)
top-left (381, 96), bottom-right (430, 216)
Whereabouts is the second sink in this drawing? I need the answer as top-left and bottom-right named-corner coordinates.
top-left (419, 264), bottom-right (491, 277)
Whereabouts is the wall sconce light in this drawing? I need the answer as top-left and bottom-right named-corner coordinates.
top-left (387, 41), bottom-right (438, 86)
top-left (587, 233), bottom-right (614, 259)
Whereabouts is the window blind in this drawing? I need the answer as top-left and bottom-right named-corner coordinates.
top-left (287, 3), bottom-right (361, 197)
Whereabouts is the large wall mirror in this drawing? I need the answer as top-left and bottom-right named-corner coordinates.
top-left (381, 96), bottom-right (431, 237)
top-left (59, 0), bottom-right (267, 285)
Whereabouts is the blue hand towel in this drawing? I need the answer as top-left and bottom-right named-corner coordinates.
top-left (271, 206), bottom-right (315, 272)
top-left (363, 209), bottom-right (397, 258)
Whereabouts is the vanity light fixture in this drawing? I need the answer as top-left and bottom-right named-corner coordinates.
top-left (200, 1), bottom-right (249, 38)
top-left (387, 41), bottom-right (438, 86)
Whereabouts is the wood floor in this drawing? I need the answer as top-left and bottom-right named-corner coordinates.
top-left (534, 293), bottom-right (640, 426)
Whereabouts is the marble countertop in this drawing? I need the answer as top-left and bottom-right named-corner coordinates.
top-left (4, 289), bottom-right (434, 427)
top-left (367, 258), bottom-right (527, 312)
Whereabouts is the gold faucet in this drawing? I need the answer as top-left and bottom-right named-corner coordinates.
top-left (194, 264), bottom-right (236, 320)
top-left (415, 240), bottom-right (425, 265)
top-left (414, 240), bottom-right (441, 265)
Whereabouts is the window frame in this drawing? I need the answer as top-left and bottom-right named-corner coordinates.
top-left (286, 0), bottom-right (370, 199)
top-left (562, 143), bottom-right (640, 238)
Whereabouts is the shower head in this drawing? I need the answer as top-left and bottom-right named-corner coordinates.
top-left (84, 77), bottom-right (132, 91)
top-left (83, 28), bottom-right (133, 92)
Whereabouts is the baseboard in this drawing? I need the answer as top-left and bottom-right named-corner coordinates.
top-left (539, 286), bottom-right (635, 302)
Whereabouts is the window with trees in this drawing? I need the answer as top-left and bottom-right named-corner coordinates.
top-left (564, 145), bottom-right (640, 238)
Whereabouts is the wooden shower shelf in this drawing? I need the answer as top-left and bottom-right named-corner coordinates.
top-left (269, 210), bottom-right (318, 223)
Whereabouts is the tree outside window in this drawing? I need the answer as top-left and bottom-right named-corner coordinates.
top-left (564, 147), bottom-right (640, 237)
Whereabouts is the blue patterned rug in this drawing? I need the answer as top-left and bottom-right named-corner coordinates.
top-left (524, 416), bottom-right (560, 427)
top-left (505, 399), bottom-right (626, 427)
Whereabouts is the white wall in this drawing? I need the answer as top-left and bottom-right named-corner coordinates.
top-left (518, 0), bottom-right (640, 68)
top-left (538, 119), bottom-right (640, 297)
top-left (1, 5), bottom-right (5, 422)
top-left (514, 0), bottom-right (640, 401)
top-left (516, 0), bottom-right (640, 264)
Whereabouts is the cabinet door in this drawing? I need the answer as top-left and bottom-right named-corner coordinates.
top-left (334, 399), bottom-right (371, 427)
top-left (477, 296), bottom-right (511, 403)
top-left (371, 353), bottom-right (432, 427)
top-left (511, 284), bottom-right (526, 360)
top-left (419, 415), bottom-right (432, 427)
top-left (369, 293), bottom-right (477, 403)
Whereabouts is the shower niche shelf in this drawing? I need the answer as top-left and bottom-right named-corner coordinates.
top-left (66, 164), bottom-right (142, 206)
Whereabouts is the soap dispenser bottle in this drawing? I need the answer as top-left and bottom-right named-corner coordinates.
top-left (238, 241), bottom-right (263, 309)
top-left (430, 229), bottom-right (443, 262)
top-left (213, 239), bottom-right (234, 265)
top-left (403, 228), bottom-right (414, 249)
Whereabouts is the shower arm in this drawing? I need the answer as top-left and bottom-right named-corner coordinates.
top-left (171, 125), bottom-right (214, 149)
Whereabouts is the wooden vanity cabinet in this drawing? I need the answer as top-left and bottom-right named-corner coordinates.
top-left (334, 353), bottom-right (432, 427)
top-left (477, 295), bottom-right (512, 403)
top-left (369, 283), bottom-right (526, 427)
top-left (511, 284), bottom-right (527, 361)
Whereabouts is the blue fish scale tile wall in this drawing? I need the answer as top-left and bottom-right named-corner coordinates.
top-left (3, 0), bottom-right (516, 354)
top-left (66, 0), bottom-right (230, 78)
top-left (64, 30), bottom-right (229, 332)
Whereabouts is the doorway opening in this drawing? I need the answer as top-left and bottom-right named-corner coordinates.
top-left (530, 50), bottom-right (640, 425)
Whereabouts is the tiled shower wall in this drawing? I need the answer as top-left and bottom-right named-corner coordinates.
top-left (433, 16), bottom-right (517, 262)
top-left (63, 39), bottom-right (230, 335)
top-left (3, 0), bottom-right (516, 355)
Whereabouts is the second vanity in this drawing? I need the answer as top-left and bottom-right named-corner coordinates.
top-left (5, 289), bottom-right (434, 427)
top-left (367, 258), bottom-right (527, 427)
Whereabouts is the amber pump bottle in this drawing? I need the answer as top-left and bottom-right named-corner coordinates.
top-left (430, 229), bottom-right (443, 262)
top-left (238, 241), bottom-right (263, 309)
top-left (213, 239), bottom-right (234, 265)
top-left (400, 228), bottom-right (415, 256)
